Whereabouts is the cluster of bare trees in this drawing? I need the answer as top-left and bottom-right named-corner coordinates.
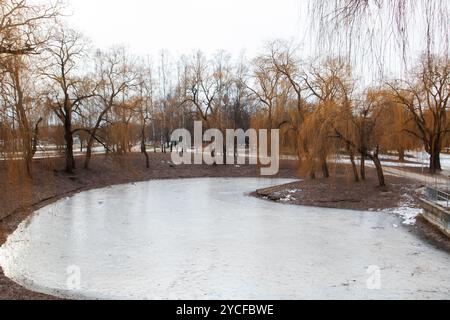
top-left (247, 41), bottom-right (447, 186)
top-left (303, 0), bottom-right (449, 183)
top-left (0, 0), bottom-right (449, 189)
top-left (388, 56), bottom-right (450, 174)
top-left (0, 1), bottom-right (255, 177)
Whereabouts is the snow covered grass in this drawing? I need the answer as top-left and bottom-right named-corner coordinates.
top-left (280, 194), bottom-right (296, 202)
top-left (388, 205), bottom-right (423, 226)
top-left (406, 151), bottom-right (450, 172)
top-left (334, 155), bottom-right (425, 169)
top-left (278, 188), bottom-right (303, 202)
top-left (382, 193), bottom-right (423, 226)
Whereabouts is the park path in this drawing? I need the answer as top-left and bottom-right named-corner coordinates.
top-left (382, 166), bottom-right (450, 188)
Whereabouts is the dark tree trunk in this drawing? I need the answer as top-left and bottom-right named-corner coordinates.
top-left (141, 126), bottom-right (149, 169)
top-left (360, 155), bottom-right (366, 180)
top-left (31, 118), bottom-right (43, 157)
top-left (398, 149), bottom-right (405, 162)
top-left (143, 149), bottom-right (150, 169)
top-left (435, 151), bottom-right (442, 171)
top-left (429, 138), bottom-right (442, 174)
top-left (64, 120), bottom-right (75, 173)
top-left (321, 159), bottom-right (330, 178)
top-left (334, 129), bottom-right (384, 186)
top-left (84, 136), bottom-right (94, 170)
top-left (223, 145), bottom-right (227, 165)
top-left (430, 151), bottom-right (442, 174)
top-left (372, 155), bottom-right (386, 187)
top-left (12, 62), bottom-right (34, 178)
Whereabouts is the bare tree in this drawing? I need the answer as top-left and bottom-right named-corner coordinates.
top-left (183, 51), bottom-right (219, 126)
top-left (3, 55), bottom-right (43, 176)
top-left (388, 55), bottom-right (450, 174)
top-left (136, 60), bottom-right (154, 168)
top-left (268, 41), bottom-right (307, 122)
top-left (245, 55), bottom-right (282, 130)
top-left (302, 58), bottom-right (352, 178)
top-left (0, 0), bottom-right (60, 55)
top-left (82, 47), bottom-right (136, 169)
top-left (334, 90), bottom-right (387, 187)
top-left (43, 27), bottom-right (95, 173)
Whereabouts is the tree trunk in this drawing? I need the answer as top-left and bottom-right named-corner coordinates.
top-left (321, 158), bottom-right (330, 178)
top-left (430, 152), bottom-right (436, 174)
top-left (11, 60), bottom-right (34, 178)
top-left (31, 118), bottom-right (43, 157)
top-left (360, 155), bottom-right (366, 180)
top-left (398, 149), bottom-right (405, 162)
top-left (430, 152), bottom-right (442, 174)
top-left (429, 139), bottom-right (442, 174)
top-left (435, 151), bottom-right (442, 171)
top-left (427, 138), bottom-right (442, 174)
top-left (372, 154), bottom-right (386, 187)
top-left (84, 136), bottom-right (94, 170)
top-left (22, 137), bottom-right (33, 178)
top-left (223, 145), bottom-right (227, 165)
top-left (141, 125), bottom-right (149, 169)
top-left (64, 119), bottom-right (75, 173)
top-left (19, 116), bottom-right (33, 179)
top-left (143, 147), bottom-right (150, 169)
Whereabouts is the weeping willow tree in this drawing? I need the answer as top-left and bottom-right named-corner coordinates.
top-left (309, 0), bottom-right (449, 178)
top-left (309, 0), bottom-right (449, 76)
top-left (0, 0), bottom-right (59, 182)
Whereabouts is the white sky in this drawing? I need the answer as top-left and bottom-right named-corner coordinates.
top-left (65, 0), bottom-right (305, 57)
top-left (56, 0), bottom-right (445, 85)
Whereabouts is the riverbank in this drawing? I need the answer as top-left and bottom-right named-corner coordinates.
top-left (253, 165), bottom-right (450, 253)
top-left (0, 153), bottom-right (448, 300)
top-left (254, 165), bottom-right (421, 211)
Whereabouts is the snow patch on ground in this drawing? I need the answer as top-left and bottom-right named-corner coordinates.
top-left (279, 189), bottom-right (302, 202)
top-left (389, 206), bottom-right (422, 226)
top-left (382, 193), bottom-right (423, 226)
top-left (280, 194), bottom-right (296, 202)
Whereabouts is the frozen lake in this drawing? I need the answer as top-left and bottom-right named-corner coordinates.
top-left (1, 178), bottom-right (450, 300)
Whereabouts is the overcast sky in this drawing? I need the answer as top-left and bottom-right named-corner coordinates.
top-left (65, 0), bottom-right (305, 57)
top-left (59, 0), bottom-right (445, 86)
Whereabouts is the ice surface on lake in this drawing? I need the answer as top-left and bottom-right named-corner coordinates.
top-left (1, 178), bottom-right (450, 300)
